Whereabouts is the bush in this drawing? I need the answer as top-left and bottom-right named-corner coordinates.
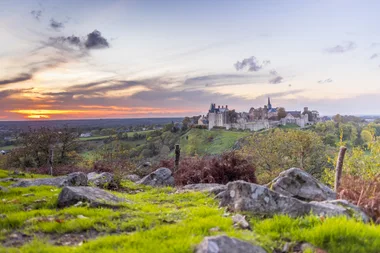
top-left (339, 175), bottom-right (380, 222)
top-left (158, 151), bottom-right (256, 186)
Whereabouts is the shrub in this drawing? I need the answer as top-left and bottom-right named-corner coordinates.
top-left (158, 151), bottom-right (256, 186)
top-left (339, 175), bottom-right (380, 222)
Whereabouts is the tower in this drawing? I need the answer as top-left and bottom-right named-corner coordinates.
top-left (267, 97), bottom-right (272, 110)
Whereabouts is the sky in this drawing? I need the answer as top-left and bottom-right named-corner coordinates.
top-left (1, 0), bottom-right (380, 120)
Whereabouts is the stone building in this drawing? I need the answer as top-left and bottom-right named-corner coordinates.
top-left (207, 103), bottom-right (229, 130)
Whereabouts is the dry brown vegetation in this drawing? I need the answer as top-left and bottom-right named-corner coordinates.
top-left (339, 175), bottom-right (380, 222)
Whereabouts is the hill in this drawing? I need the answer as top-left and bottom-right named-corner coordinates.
top-left (178, 128), bottom-right (250, 156)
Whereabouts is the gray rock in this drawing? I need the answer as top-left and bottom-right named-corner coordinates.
top-left (309, 199), bottom-right (370, 222)
top-left (87, 172), bottom-right (115, 187)
top-left (269, 168), bottom-right (336, 202)
top-left (137, 167), bottom-right (174, 187)
top-left (136, 162), bottom-right (152, 175)
top-left (220, 181), bottom-right (368, 221)
top-left (57, 186), bottom-right (125, 208)
top-left (11, 172), bottom-right (87, 188)
top-left (124, 174), bottom-right (141, 182)
top-left (195, 235), bottom-right (266, 253)
top-left (232, 214), bottom-right (251, 230)
top-left (182, 183), bottom-right (227, 195)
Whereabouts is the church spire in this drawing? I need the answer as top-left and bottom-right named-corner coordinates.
top-left (268, 97), bottom-right (272, 110)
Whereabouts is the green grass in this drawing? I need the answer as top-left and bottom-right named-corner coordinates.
top-left (278, 123), bottom-right (300, 129)
top-left (0, 145), bottom-right (16, 151)
top-left (79, 130), bottom-right (154, 141)
top-left (1, 169), bottom-right (380, 253)
top-left (178, 128), bottom-right (250, 155)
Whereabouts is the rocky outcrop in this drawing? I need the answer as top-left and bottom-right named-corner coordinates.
top-left (182, 183), bottom-right (226, 195)
top-left (195, 235), bottom-right (266, 253)
top-left (137, 168), bottom-right (175, 187)
top-left (124, 174), bottom-right (141, 182)
top-left (11, 172), bottom-right (87, 188)
top-left (57, 186), bottom-right (125, 208)
top-left (220, 181), bottom-right (368, 221)
top-left (87, 172), bottom-right (115, 188)
top-left (268, 168), bottom-right (336, 201)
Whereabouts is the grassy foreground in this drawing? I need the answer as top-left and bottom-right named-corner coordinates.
top-left (0, 170), bottom-right (380, 253)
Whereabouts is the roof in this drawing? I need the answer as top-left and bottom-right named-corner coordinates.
top-left (287, 111), bottom-right (301, 117)
top-left (268, 108), bottom-right (277, 113)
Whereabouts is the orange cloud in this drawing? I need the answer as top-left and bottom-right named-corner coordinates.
top-left (8, 106), bottom-right (201, 119)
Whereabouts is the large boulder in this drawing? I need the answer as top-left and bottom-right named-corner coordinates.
top-left (137, 167), bottom-right (175, 187)
top-left (268, 168), bottom-right (336, 201)
top-left (220, 181), bottom-right (368, 221)
top-left (195, 235), bottom-right (266, 253)
top-left (57, 186), bottom-right (125, 208)
top-left (87, 172), bottom-right (115, 188)
top-left (11, 172), bottom-right (87, 188)
top-left (182, 183), bottom-right (226, 195)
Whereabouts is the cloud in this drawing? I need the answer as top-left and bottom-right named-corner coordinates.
top-left (269, 69), bottom-right (278, 76)
top-left (184, 74), bottom-right (266, 88)
top-left (370, 53), bottom-right (378, 60)
top-left (31, 10), bottom-right (42, 21)
top-left (318, 78), bottom-right (333, 84)
top-left (254, 89), bottom-right (304, 101)
top-left (325, 41), bottom-right (356, 54)
top-left (84, 30), bottom-right (109, 49)
top-left (50, 19), bottom-right (64, 31)
top-left (370, 43), bottom-right (380, 48)
top-left (234, 56), bottom-right (270, 72)
top-left (0, 88), bottom-right (33, 100)
top-left (269, 76), bottom-right (283, 84)
top-left (0, 73), bottom-right (32, 86)
top-left (46, 30), bottom-right (109, 53)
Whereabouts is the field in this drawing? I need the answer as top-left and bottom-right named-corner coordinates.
top-left (179, 128), bottom-right (251, 156)
top-left (0, 170), bottom-right (379, 253)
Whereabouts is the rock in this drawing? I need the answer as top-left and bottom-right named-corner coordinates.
top-left (232, 214), bottom-right (251, 230)
top-left (137, 168), bottom-right (174, 187)
top-left (182, 183), bottom-right (227, 195)
top-left (57, 186), bottom-right (125, 208)
top-left (309, 199), bottom-right (370, 222)
top-left (269, 168), bottom-right (336, 202)
top-left (124, 174), bottom-right (141, 182)
top-left (195, 235), bottom-right (267, 253)
top-left (87, 172), bottom-right (115, 187)
top-left (220, 181), bottom-right (368, 221)
top-left (137, 162), bottom-right (152, 175)
top-left (11, 172), bottom-right (87, 188)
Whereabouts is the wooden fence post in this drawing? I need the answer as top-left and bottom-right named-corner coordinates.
top-left (334, 146), bottom-right (347, 193)
top-left (48, 145), bottom-right (54, 176)
top-left (174, 144), bottom-right (180, 172)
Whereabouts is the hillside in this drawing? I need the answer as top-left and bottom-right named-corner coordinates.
top-left (179, 129), bottom-right (250, 156)
top-left (0, 170), bottom-right (380, 253)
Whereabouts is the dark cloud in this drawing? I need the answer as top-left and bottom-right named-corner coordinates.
top-left (0, 73), bottom-right (32, 86)
top-left (370, 54), bottom-right (378, 60)
top-left (234, 56), bottom-right (270, 72)
top-left (46, 30), bottom-right (109, 54)
top-left (269, 69), bottom-right (278, 76)
top-left (0, 88), bottom-right (33, 100)
top-left (50, 19), bottom-right (64, 31)
top-left (84, 30), bottom-right (109, 49)
top-left (31, 10), bottom-right (42, 20)
top-left (318, 78), bottom-right (333, 84)
top-left (325, 41), bottom-right (356, 54)
top-left (269, 76), bottom-right (283, 84)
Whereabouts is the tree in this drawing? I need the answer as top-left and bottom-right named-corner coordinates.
top-left (277, 107), bottom-right (287, 119)
top-left (239, 129), bottom-right (327, 183)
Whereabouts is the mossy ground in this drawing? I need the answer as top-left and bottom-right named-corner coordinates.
top-left (1, 170), bottom-right (380, 253)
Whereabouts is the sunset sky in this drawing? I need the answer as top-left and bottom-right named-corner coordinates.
top-left (1, 0), bottom-right (380, 120)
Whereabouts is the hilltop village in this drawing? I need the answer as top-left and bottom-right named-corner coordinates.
top-left (200, 98), bottom-right (320, 131)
